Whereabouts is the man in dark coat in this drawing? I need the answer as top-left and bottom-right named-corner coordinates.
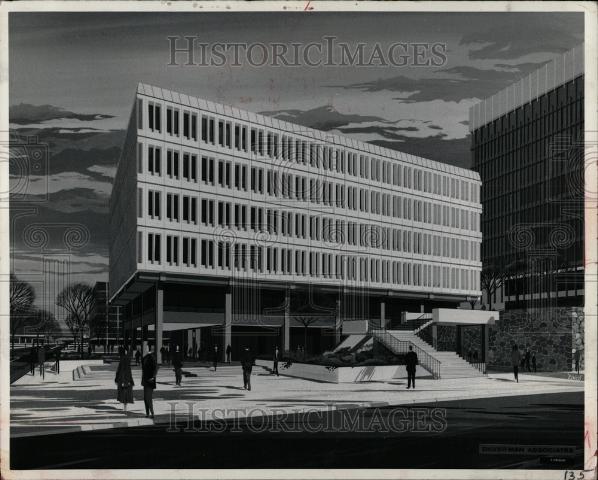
top-left (524, 347), bottom-right (531, 372)
top-left (574, 349), bottom-right (581, 374)
top-left (173, 345), bottom-right (183, 386)
top-left (405, 345), bottom-right (418, 389)
top-left (212, 345), bottom-right (219, 371)
top-left (55, 347), bottom-right (61, 374)
top-left (241, 346), bottom-right (254, 391)
top-left (38, 344), bottom-right (46, 379)
top-left (226, 344), bottom-right (232, 364)
top-left (141, 345), bottom-right (157, 418)
top-left (29, 345), bottom-right (37, 375)
top-left (511, 345), bottom-right (521, 382)
top-left (272, 346), bottom-right (280, 376)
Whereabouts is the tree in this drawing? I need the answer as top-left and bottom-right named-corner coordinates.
top-left (29, 309), bottom-right (60, 343)
top-left (56, 283), bottom-right (95, 358)
top-left (480, 266), bottom-right (505, 311)
top-left (9, 274), bottom-right (35, 351)
top-left (294, 314), bottom-right (321, 358)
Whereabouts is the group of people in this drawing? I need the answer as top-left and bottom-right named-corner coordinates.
top-left (114, 343), bottom-right (258, 415)
top-left (28, 344), bottom-right (61, 379)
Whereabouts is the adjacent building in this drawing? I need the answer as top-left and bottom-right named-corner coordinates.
top-left (470, 44), bottom-right (584, 312)
top-left (470, 45), bottom-right (584, 371)
top-left (109, 82), bottom-right (482, 362)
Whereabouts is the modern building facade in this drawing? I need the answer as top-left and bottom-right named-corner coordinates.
top-left (91, 282), bottom-right (122, 351)
top-left (471, 45), bottom-right (584, 312)
top-left (109, 83), bottom-right (482, 362)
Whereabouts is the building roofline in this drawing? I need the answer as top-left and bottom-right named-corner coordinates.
top-left (135, 82), bottom-right (480, 182)
top-left (469, 44), bottom-right (584, 131)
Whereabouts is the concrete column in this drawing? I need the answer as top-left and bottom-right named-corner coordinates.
top-left (283, 288), bottom-right (290, 352)
top-left (224, 289), bottom-right (232, 361)
top-left (456, 325), bottom-right (462, 356)
top-left (187, 329), bottom-right (193, 356)
top-left (335, 297), bottom-right (342, 344)
top-left (156, 288), bottom-right (164, 364)
top-left (195, 328), bottom-right (201, 358)
top-left (380, 300), bottom-right (386, 330)
top-left (432, 324), bottom-right (438, 350)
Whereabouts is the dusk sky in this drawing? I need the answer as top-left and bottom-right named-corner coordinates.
top-left (8, 12), bottom-right (583, 315)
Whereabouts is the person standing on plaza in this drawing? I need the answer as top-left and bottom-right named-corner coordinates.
top-left (524, 347), bottom-right (531, 372)
top-left (115, 347), bottom-right (134, 412)
top-left (141, 344), bottom-right (157, 418)
top-left (55, 347), bottom-right (61, 374)
top-left (226, 344), bottom-right (232, 364)
top-left (272, 346), bottom-right (280, 376)
top-left (212, 345), bottom-right (219, 372)
top-left (511, 344), bottom-right (521, 382)
top-left (405, 345), bottom-right (418, 389)
top-left (241, 346), bottom-right (254, 391)
top-left (135, 347), bottom-right (141, 366)
top-left (173, 345), bottom-right (183, 386)
top-left (29, 343), bottom-right (37, 375)
top-left (531, 352), bottom-right (537, 373)
top-left (37, 343), bottom-right (46, 379)
top-left (574, 349), bottom-right (581, 374)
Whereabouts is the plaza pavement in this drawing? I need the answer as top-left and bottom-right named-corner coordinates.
top-left (10, 358), bottom-right (584, 438)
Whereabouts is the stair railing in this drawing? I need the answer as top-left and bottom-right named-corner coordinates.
top-left (370, 329), bottom-right (441, 379)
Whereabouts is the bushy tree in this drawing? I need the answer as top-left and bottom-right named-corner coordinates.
top-left (10, 274), bottom-right (35, 351)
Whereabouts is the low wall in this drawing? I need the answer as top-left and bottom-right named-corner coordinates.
top-left (487, 307), bottom-right (582, 371)
top-left (256, 360), bottom-right (430, 383)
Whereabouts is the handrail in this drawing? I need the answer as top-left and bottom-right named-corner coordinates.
top-left (413, 319), bottom-right (435, 335)
top-left (369, 329), bottom-right (441, 379)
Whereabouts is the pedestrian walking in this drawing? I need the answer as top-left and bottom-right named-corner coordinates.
top-left (135, 347), bottom-right (141, 366)
top-left (212, 345), bottom-right (219, 371)
top-left (55, 347), bottom-right (61, 374)
top-left (160, 346), bottom-right (166, 364)
top-left (241, 346), bottom-right (254, 390)
top-left (531, 352), bottom-right (537, 373)
top-left (141, 345), bottom-right (157, 418)
top-left (511, 344), bottom-right (521, 382)
top-left (29, 344), bottom-right (37, 375)
top-left (405, 345), bottom-right (418, 389)
top-left (38, 344), bottom-right (46, 379)
top-left (272, 346), bottom-right (280, 376)
top-left (173, 345), bottom-right (183, 386)
top-left (226, 344), bottom-right (232, 364)
top-left (115, 347), bottom-right (134, 412)
top-left (524, 347), bottom-right (531, 372)
top-left (574, 349), bottom-right (581, 374)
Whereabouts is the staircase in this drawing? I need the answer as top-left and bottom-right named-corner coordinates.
top-left (387, 330), bottom-right (486, 379)
top-left (333, 335), bottom-right (368, 353)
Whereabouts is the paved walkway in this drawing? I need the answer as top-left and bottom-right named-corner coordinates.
top-left (10, 360), bottom-right (584, 437)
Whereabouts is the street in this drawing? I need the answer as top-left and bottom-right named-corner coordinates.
top-left (11, 391), bottom-right (583, 469)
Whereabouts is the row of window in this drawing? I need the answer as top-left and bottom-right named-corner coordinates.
top-left (139, 186), bottom-right (481, 234)
top-left (138, 98), bottom-right (479, 202)
top-left (141, 232), bottom-right (479, 291)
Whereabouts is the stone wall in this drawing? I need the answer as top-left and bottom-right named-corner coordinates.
top-left (436, 325), bottom-right (456, 351)
top-left (461, 326), bottom-right (482, 359)
top-left (487, 307), bottom-right (582, 371)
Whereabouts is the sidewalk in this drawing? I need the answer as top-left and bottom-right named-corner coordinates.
top-left (10, 360), bottom-right (584, 438)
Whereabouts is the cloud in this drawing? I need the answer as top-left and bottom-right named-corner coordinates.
top-left (10, 103), bottom-right (115, 125)
top-left (259, 105), bottom-right (390, 131)
top-left (337, 61), bottom-right (551, 102)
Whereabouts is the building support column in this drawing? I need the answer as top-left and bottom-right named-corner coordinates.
top-left (335, 297), bottom-right (342, 345)
top-left (432, 324), bottom-right (438, 350)
top-left (224, 288), bottom-right (232, 362)
top-left (481, 324), bottom-right (488, 363)
top-left (456, 325), bottom-right (462, 356)
top-left (187, 330), bottom-right (193, 357)
top-left (380, 300), bottom-right (386, 330)
top-left (283, 288), bottom-right (290, 353)
top-left (194, 328), bottom-right (201, 359)
top-left (155, 287), bottom-right (164, 364)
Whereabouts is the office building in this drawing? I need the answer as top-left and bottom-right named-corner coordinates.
top-left (109, 83), bottom-right (482, 362)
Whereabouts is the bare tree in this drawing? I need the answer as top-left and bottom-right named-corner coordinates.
top-left (10, 274), bottom-right (35, 351)
top-left (56, 283), bottom-right (95, 358)
top-left (480, 266), bottom-right (505, 311)
top-left (294, 314), bottom-right (321, 358)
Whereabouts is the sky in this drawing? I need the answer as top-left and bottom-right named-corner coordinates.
top-left (8, 11), bottom-right (584, 317)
